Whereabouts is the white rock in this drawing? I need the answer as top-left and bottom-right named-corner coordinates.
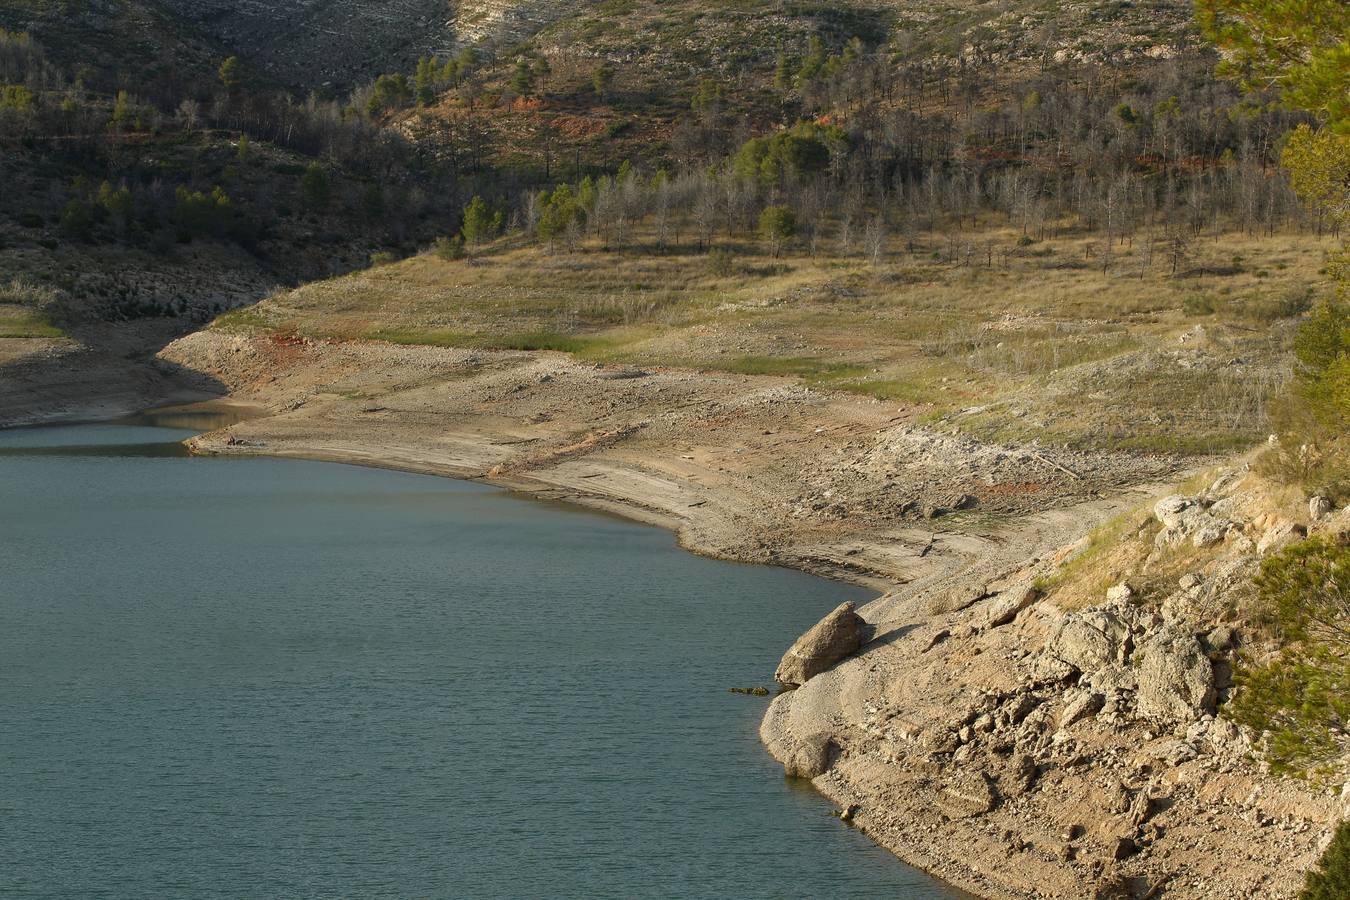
top-left (1191, 522), bottom-right (1228, 548)
top-left (1135, 627), bottom-right (1217, 725)
top-left (1060, 691), bottom-right (1105, 728)
top-left (1154, 495), bottom-right (1195, 529)
top-left (1105, 582), bottom-right (1135, 604)
top-left (1257, 521), bottom-right (1306, 556)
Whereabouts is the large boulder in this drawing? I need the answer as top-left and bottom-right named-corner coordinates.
top-left (781, 731), bottom-right (836, 778)
top-left (1048, 607), bottom-right (1132, 674)
top-left (775, 601), bottom-right (867, 686)
top-left (1152, 494), bottom-right (1233, 549)
top-left (1134, 626), bottom-right (1216, 724)
top-left (1153, 495), bottom-right (1196, 529)
top-left (979, 584), bottom-right (1041, 629)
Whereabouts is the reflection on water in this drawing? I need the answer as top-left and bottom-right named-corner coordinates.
top-left (0, 402), bottom-right (258, 457)
top-left (0, 423), bottom-right (197, 457)
top-left (116, 401), bottom-right (258, 433)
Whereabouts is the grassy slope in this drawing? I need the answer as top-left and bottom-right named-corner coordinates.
top-left (212, 224), bottom-right (1333, 455)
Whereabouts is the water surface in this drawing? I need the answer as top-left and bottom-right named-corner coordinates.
top-left (0, 423), bottom-right (960, 898)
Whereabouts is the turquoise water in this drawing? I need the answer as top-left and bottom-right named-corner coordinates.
top-left (0, 423), bottom-right (959, 898)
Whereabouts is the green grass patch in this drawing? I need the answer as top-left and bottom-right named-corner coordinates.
top-left (723, 355), bottom-right (866, 379)
top-left (211, 304), bottom-right (274, 332)
top-left (1039, 506), bottom-right (1152, 599)
top-left (0, 306), bottom-right (64, 339)
top-left (361, 327), bottom-right (473, 348)
top-left (362, 327), bottom-right (632, 364)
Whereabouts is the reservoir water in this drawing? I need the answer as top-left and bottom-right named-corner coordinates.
top-left (0, 422), bottom-right (960, 898)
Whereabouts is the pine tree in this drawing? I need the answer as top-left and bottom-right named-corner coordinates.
top-left (461, 195), bottom-right (496, 248)
top-left (759, 205), bottom-right (796, 258)
top-left (218, 56), bottom-right (241, 93)
top-left (415, 57), bottom-right (438, 106)
top-left (592, 63), bottom-right (615, 100)
top-left (1302, 822), bottom-right (1350, 900)
top-left (511, 59), bottom-right (534, 98)
top-left (300, 164), bottom-right (331, 210)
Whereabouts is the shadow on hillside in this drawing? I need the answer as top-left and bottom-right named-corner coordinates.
top-left (0, 314), bottom-right (231, 428)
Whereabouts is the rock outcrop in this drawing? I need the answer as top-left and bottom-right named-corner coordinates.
top-left (774, 601), bottom-right (866, 686)
top-left (1134, 626), bottom-right (1217, 724)
top-left (760, 465), bottom-right (1345, 899)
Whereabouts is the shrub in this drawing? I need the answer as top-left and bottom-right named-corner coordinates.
top-left (1229, 538), bottom-right (1350, 776)
top-left (733, 122), bottom-right (846, 187)
top-left (300, 163), bottom-right (331, 210)
top-left (1183, 293), bottom-right (1216, 316)
top-left (433, 235), bottom-right (465, 261)
top-left (369, 251), bottom-right (397, 267)
top-left (59, 200), bottom-right (93, 240)
top-left (172, 186), bottom-right (232, 241)
top-left (1303, 821), bottom-right (1350, 900)
top-left (707, 247), bottom-right (735, 276)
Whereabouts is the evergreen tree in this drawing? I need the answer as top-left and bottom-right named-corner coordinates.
top-left (1197, 0), bottom-right (1350, 131)
top-left (533, 56), bottom-right (552, 92)
top-left (218, 56), bottom-right (242, 94)
top-left (1302, 821), bottom-right (1350, 900)
top-left (300, 163), bottom-right (331, 210)
top-left (461, 195), bottom-right (498, 248)
top-left (758, 205), bottom-right (796, 258)
top-left (415, 57), bottom-right (438, 106)
top-left (592, 63), bottom-right (615, 100)
top-left (511, 59), bottom-right (534, 98)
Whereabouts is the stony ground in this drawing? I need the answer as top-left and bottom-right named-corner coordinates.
top-left (764, 468), bottom-right (1349, 900)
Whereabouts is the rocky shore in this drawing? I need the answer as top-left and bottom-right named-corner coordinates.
top-left (762, 476), bottom-right (1350, 899)
top-left (5, 326), bottom-right (1339, 899)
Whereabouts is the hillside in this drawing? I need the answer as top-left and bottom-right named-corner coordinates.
top-left (4, 3), bottom-right (1350, 896)
top-left (155, 0), bottom-right (457, 89)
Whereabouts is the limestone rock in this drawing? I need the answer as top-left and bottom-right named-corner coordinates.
top-left (1135, 627), bottom-right (1216, 725)
top-left (1105, 582), bottom-right (1135, 603)
top-left (980, 584), bottom-right (1040, 629)
top-left (1001, 752), bottom-right (1040, 798)
top-left (782, 731), bottom-right (836, 778)
top-left (1191, 520), bottom-right (1229, 548)
top-left (940, 770), bottom-right (998, 818)
top-left (1048, 608), bottom-right (1132, 674)
top-left (1152, 494), bottom-right (1233, 549)
top-left (774, 601), bottom-right (867, 686)
top-left (1154, 495), bottom-right (1194, 529)
top-left (1310, 495), bottom-right (1333, 520)
top-left (1257, 520), bottom-right (1306, 555)
top-left (1061, 690), bottom-right (1105, 728)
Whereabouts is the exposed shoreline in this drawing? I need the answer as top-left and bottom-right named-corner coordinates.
top-left (6, 329), bottom-right (1335, 899)
top-left (151, 328), bottom-right (1212, 899)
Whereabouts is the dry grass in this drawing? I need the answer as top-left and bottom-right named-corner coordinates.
top-left (213, 225), bottom-right (1334, 454)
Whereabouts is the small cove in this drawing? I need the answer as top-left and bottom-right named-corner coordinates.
top-left (0, 421), bottom-right (963, 898)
